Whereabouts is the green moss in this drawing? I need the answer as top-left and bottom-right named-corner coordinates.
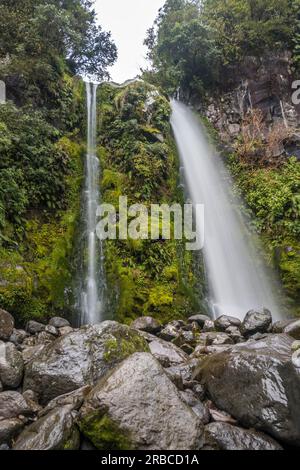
top-left (79, 412), bottom-right (134, 450)
top-left (103, 330), bottom-right (149, 363)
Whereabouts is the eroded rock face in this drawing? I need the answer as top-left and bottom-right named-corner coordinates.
top-left (0, 309), bottom-right (14, 341)
top-left (240, 309), bottom-right (272, 337)
top-left (79, 352), bottom-right (203, 450)
top-left (204, 423), bottom-right (282, 450)
top-left (0, 341), bottom-right (24, 388)
top-left (13, 405), bottom-right (80, 450)
top-left (195, 334), bottom-right (300, 446)
top-left (23, 321), bottom-right (149, 404)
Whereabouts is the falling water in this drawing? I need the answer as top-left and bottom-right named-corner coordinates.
top-left (171, 100), bottom-right (282, 320)
top-left (80, 82), bottom-right (103, 324)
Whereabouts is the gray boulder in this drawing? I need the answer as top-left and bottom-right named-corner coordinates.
top-left (0, 341), bottom-right (24, 388)
top-left (0, 418), bottom-right (25, 446)
top-left (188, 314), bottom-right (211, 327)
top-left (79, 352), bottom-right (203, 450)
top-left (195, 334), bottom-right (300, 446)
top-left (0, 309), bottom-right (14, 341)
top-left (49, 317), bottom-right (71, 329)
top-left (0, 391), bottom-right (33, 420)
top-left (273, 319), bottom-right (295, 334)
top-left (204, 422), bottom-right (282, 450)
top-left (14, 405), bottom-right (80, 450)
top-left (26, 320), bottom-right (45, 335)
top-left (215, 315), bottom-right (241, 331)
top-left (144, 334), bottom-right (189, 367)
top-left (23, 321), bottom-right (149, 404)
top-left (240, 309), bottom-right (272, 337)
top-left (131, 316), bottom-right (161, 334)
top-left (283, 320), bottom-right (300, 340)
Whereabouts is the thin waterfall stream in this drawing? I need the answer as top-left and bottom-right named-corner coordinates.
top-left (171, 100), bottom-right (283, 320)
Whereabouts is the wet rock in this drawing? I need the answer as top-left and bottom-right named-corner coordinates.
top-left (173, 330), bottom-right (196, 348)
top-left (240, 309), bottom-right (272, 337)
top-left (0, 309), bottom-right (14, 341)
top-left (292, 349), bottom-right (300, 368)
top-left (215, 315), bottom-right (241, 332)
top-left (180, 390), bottom-right (210, 424)
top-left (188, 314), bottom-right (211, 328)
top-left (21, 344), bottom-right (45, 364)
top-left (45, 325), bottom-right (59, 337)
top-left (0, 418), bottom-right (24, 446)
top-left (292, 340), bottom-right (300, 352)
top-left (23, 321), bottom-right (149, 404)
top-left (0, 391), bottom-right (33, 420)
top-left (164, 359), bottom-right (200, 390)
top-left (59, 326), bottom-right (74, 336)
top-left (0, 341), bottom-right (24, 388)
top-left (131, 316), bottom-right (161, 334)
top-left (79, 352), bottom-right (203, 450)
top-left (49, 317), bottom-right (70, 329)
top-left (14, 405), bottom-right (80, 450)
top-left (9, 329), bottom-right (28, 346)
top-left (158, 322), bottom-right (180, 342)
top-left (181, 343), bottom-right (194, 354)
top-left (202, 320), bottom-right (215, 332)
top-left (39, 386), bottom-right (91, 418)
top-left (196, 334), bottom-right (300, 446)
top-left (147, 336), bottom-right (189, 367)
top-left (283, 320), bottom-right (300, 340)
top-left (225, 326), bottom-right (245, 343)
top-left (203, 423), bottom-right (283, 450)
top-left (26, 321), bottom-right (45, 335)
top-left (22, 390), bottom-right (42, 415)
top-left (273, 319), bottom-right (295, 334)
top-left (35, 331), bottom-right (56, 345)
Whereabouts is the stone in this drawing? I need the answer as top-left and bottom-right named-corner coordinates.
top-left (164, 359), bottom-right (200, 390)
top-left (0, 391), bottom-right (33, 420)
top-left (225, 326), bottom-right (245, 343)
top-left (158, 322), bottom-right (180, 342)
top-left (240, 309), bottom-right (272, 337)
top-left (49, 317), bottom-right (71, 329)
top-left (45, 325), bottom-right (59, 337)
top-left (292, 349), bottom-right (300, 368)
top-left (283, 320), bottom-right (300, 340)
top-left (131, 316), bottom-right (161, 334)
top-left (0, 418), bottom-right (24, 446)
top-left (203, 423), bottom-right (282, 450)
top-left (180, 390), bottom-right (210, 424)
top-left (215, 315), bottom-right (241, 331)
top-left (292, 340), bottom-right (300, 352)
top-left (195, 334), bottom-right (300, 446)
top-left (0, 309), bottom-right (14, 341)
top-left (0, 341), bottom-right (24, 388)
top-left (188, 314), bottom-right (211, 327)
top-left (39, 386), bottom-right (91, 418)
top-left (202, 320), bottom-right (215, 332)
top-left (26, 320), bottom-right (45, 335)
top-left (23, 321), bottom-right (149, 404)
top-left (79, 353), bottom-right (203, 450)
top-left (14, 405), bottom-right (80, 450)
top-left (272, 319), bottom-right (294, 334)
top-left (9, 329), bottom-right (28, 346)
top-left (59, 326), bottom-right (74, 336)
top-left (21, 344), bottom-right (45, 364)
top-left (147, 336), bottom-right (189, 367)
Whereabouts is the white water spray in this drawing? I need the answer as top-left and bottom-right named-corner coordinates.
top-left (171, 100), bottom-right (282, 320)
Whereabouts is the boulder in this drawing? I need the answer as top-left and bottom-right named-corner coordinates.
top-left (240, 309), bottom-right (272, 337)
top-left (49, 317), bottom-right (71, 329)
top-left (195, 334), bottom-right (300, 446)
top-left (273, 319), bottom-right (295, 334)
top-left (164, 359), bottom-right (200, 390)
top-left (39, 386), bottom-right (91, 418)
top-left (0, 391), bottom-right (33, 420)
top-left (203, 423), bottom-right (282, 450)
top-left (26, 321), bottom-right (45, 335)
top-left (0, 309), bottom-right (14, 341)
top-left (292, 341), bottom-right (300, 352)
top-left (79, 352), bottom-right (203, 450)
top-left (145, 335), bottom-right (189, 367)
top-left (9, 329), bottom-right (28, 346)
top-left (14, 405), bottom-right (80, 450)
top-left (158, 322), bottom-right (180, 342)
top-left (0, 418), bottom-right (25, 446)
top-left (180, 390), bottom-right (210, 424)
top-left (131, 316), bottom-right (161, 334)
top-left (45, 325), bottom-right (59, 337)
top-left (225, 326), bottom-right (245, 343)
top-left (188, 314), bottom-right (211, 327)
top-left (202, 320), bottom-right (215, 332)
top-left (283, 320), bottom-right (300, 340)
top-left (0, 341), bottom-right (24, 388)
top-left (59, 326), bottom-right (74, 336)
top-left (23, 321), bottom-right (149, 404)
top-left (215, 315), bottom-right (241, 332)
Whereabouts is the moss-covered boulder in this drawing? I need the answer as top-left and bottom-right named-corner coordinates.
top-left (79, 352), bottom-right (203, 450)
top-left (23, 321), bottom-right (149, 404)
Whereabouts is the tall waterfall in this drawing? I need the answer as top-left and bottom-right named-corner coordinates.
top-left (171, 100), bottom-right (282, 320)
top-left (80, 82), bottom-right (103, 325)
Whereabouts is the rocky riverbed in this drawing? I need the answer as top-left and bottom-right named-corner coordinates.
top-left (0, 308), bottom-right (300, 450)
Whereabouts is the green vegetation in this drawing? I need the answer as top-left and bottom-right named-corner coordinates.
top-left (98, 82), bottom-right (203, 324)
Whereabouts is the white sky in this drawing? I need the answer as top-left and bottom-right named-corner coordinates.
top-left (95, 0), bottom-right (166, 83)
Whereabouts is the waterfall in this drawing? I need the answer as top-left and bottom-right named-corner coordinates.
top-left (80, 82), bottom-right (104, 325)
top-left (171, 100), bottom-right (282, 320)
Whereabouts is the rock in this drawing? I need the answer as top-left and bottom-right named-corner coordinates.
top-left (0, 444), bottom-right (9, 450)
top-left (158, 322), bottom-right (180, 342)
top-left (195, 334), bottom-right (300, 446)
top-left (79, 353), bottom-right (203, 450)
top-left (225, 326), bottom-right (245, 343)
top-left (9, 329), bottom-right (28, 346)
top-left (292, 349), bottom-right (300, 368)
top-left (204, 423), bottom-right (282, 450)
top-left (49, 317), bottom-right (71, 329)
top-left (180, 343), bottom-right (194, 354)
top-left (147, 336), bottom-right (189, 367)
top-left (215, 315), bottom-right (241, 331)
top-left (26, 320), bottom-right (45, 335)
top-left (39, 386), bottom-right (91, 418)
top-left (131, 316), bottom-right (161, 334)
top-left (14, 405), bottom-right (80, 450)
top-left (59, 326), bottom-right (74, 336)
top-left (173, 330), bottom-right (196, 348)
top-left (228, 124), bottom-right (241, 136)
top-left (0, 341), bottom-right (24, 388)
top-left (164, 359), bottom-right (200, 390)
top-left (292, 341), bottom-right (300, 352)
top-left (180, 390), bottom-right (210, 424)
top-left (45, 325), bottom-right (59, 337)
top-left (188, 314), bottom-right (211, 327)
top-left (273, 319), bottom-right (295, 334)
top-left (21, 344), bottom-right (45, 364)
top-left (0, 418), bottom-right (24, 446)
top-left (283, 320), bottom-right (300, 340)
top-left (23, 321), bottom-right (149, 404)
top-left (35, 331), bottom-right (56, 345)
top-left (0, 391), bottom-right (33, 420)
top-left (0, 309), bottom-right (14, 341)
top-left (211, 333), bottom-right (233, 346)
top-left (202, 320), bottom-right (215, 332)
top-left (240, 309), bottom-right (272, 337)
top-left (22, 390), bottom-right (42, 415)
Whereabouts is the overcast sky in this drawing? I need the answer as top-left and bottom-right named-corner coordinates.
top-left (95, 0), bottom-right (166, 83)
